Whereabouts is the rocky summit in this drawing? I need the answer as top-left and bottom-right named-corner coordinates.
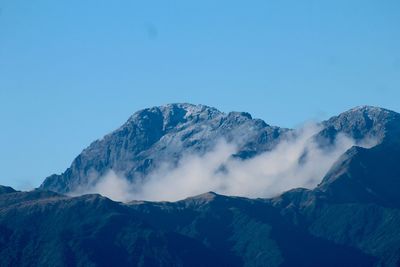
top-left (40, 104), bottom-right (399, 195)
top-left (40, 103), bottom-right (288, 193)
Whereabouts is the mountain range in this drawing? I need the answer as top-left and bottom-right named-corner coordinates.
top-left (1, 104), bottom-right (400, 266)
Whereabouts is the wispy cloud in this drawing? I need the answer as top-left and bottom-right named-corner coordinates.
top-left (71, 123), bottom-right (377, 202)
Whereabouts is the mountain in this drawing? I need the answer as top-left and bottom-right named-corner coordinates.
top-left (41, 103), bottom-right (288, 193)
top-left (2, 164), bottom-right (399, 266)
top-left (2, 104), bottom-right (400, 266)
top-left (0, 190), bottom-right (225, 267)
top-left (40, 104), bottom-right (398, 195)
top-left (0, 187), bottom-right (375, 266)
top-left (0, 185), bottom-right (16, 195)
top-left (316, 106), bottom-right (400, 145)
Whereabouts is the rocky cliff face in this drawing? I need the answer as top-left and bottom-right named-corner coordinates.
top-left (40, 103), bottom-right (288, 193)
top-left (40, 104), bottom-right (399, 196)
top-left (317, 106), bottom-right (400, 145)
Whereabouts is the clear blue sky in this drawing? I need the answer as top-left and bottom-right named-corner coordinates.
top-left (1, 0), bottom-right (399, 189)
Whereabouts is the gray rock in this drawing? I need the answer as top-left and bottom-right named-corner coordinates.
top-left (40, 103), bottom-right (287, 193)
top-left (316, 105), bottom-right (400, 146)
top-left (40, 104), bottom-right (400, 196)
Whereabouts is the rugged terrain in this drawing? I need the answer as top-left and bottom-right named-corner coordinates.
top-left (40, 104), bottom-right (397, 195)
top-left (2, 104), bottom-right (400, 266)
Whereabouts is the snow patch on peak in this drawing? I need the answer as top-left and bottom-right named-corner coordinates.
top-left (347, 105), bottom-right (394, 116)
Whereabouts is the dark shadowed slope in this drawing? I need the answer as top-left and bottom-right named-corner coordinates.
top-left (272, 140), bottom-right (400, 266)
top-left (0, 186), bottom-right (16, 195)
top-left (0, 189), bottom-right (228, 267)
top-left (0, 186), bottom-right (379, 267)
top-left (129, 136), bottom-right (400, 267)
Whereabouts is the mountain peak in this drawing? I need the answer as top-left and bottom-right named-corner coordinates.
top-left (41, 103), bottom-right (285, 194)
top-left (178, 191), bottom-right (223, 206)
top-left (130, 103), bottom-right (221, 120)
top-left (332, 105), bottom-right (398, 121)
top-left (344, 105), bottom-right (397, 117)
top-left (318, 105), bottom-right (400, 144)
top-left (125, 103), bottom-right (223, 132)
top-left (189, 191), bottom-right (220, 200)
top-left (0, 185), bottom-right (17, 195)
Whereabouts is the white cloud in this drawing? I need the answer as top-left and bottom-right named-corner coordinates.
top-left (71, 123), bottom-right (377, 202)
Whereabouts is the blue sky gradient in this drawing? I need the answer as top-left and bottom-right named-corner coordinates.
top-left (1, 0), bottom-right (400, 188)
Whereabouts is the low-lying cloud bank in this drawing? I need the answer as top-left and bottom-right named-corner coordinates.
top-left (71, 124), bottom-right (377, 202)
